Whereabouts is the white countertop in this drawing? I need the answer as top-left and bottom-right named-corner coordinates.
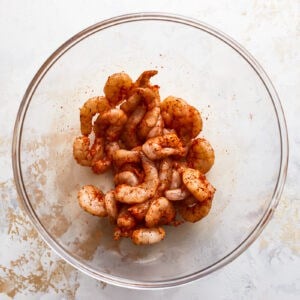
top-left (0, 1), bottom-right (299, 299)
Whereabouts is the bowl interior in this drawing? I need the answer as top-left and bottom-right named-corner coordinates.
top-left (18, 17), bottom-right (281, 285)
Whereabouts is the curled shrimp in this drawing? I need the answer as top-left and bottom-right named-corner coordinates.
top-left (120, 92), bottom-right (141, 115)
top-left (104, 190), bottom-right (118, 220)
top-left (147, 114), bottom-right (164, 139)
top-left (117, 206), bottom-right (136, 229)
top-left (104, 72), bottom-right (133, 105)
top-left (114, 171), bottom-right (140, 187)
top-left (178, 196), bottom-right (212, 223)
top-left (165, 187), bottom-right (190, 201)
top-left (131, 227), bottom-right (165, 245)
top-left (142, 132), bottom-right (185, 160)
top-left (128, 200), bottom-right (150, 222)
top-left (77, 185), bottom-right (107, 217)
top-left (187, 138), bottom-right (215, 174)
top-left (79, 96), bottom-right (110, 136)
top-left (145, 197), bottom-right (176, 228)
top-left (73, 136), bottom-right (105, 167)
top-left (135, 70), bottom-right (158, 88)
top-left (114, 227), bottom-right (134, 240)
top-left (137, 107), bottom-right (161, 141)
top-left (121, 105), bottom-right (146, 149)
top-left (112, 149), bottom-right (140, 168)
top-left (94, 108), bottom-right (127, 141)
top-left (182, 168), bottom-right (215, 202)
top-left (169, 169), bottom-right (181, 189)
top-left (161, 96), bottom-right (202, 144)
top-left (115, 153), bottom-right (159, 204)
top-left (157, 158), bottom-right (173, 194)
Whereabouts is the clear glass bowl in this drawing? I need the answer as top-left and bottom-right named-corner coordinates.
top-left (12, 13), bottom-right (288, 289)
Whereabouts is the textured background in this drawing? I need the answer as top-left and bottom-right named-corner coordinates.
top-left (0, 0), bottom-right (299, 299)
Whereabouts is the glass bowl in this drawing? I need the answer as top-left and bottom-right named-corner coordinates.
top-left (12, 13), bottom-right (288, 289)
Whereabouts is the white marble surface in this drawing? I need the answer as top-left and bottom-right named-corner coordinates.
top-left (0, 0), bottom-right (299, 299)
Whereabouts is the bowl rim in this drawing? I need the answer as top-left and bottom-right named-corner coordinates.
top-left (12, 12), bottom-right (289, 289)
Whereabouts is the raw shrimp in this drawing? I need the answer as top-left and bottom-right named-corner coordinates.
top-left (187, 138), bottom-right (215, 174)
top-left (131, 227), bottom-right (165, 245)
top-left (169, 169), bottom-right (181, 189)
top-left (114, 227), bottom-right (134, 240)
top-left (91, 141), bottom-right (120, 174)
top-left (105, 141), bottom-right (121, 160)
top-left (118, 163), bottom-right (145, 183)
top-left (117, 207), bottom-right (136, 229)
top-left (165, 187), bottom-right (190, 201)
top-left (161, 96), bottom-right (202, 143)
top-left (147, 114), bottom-right (164, 138)
top-left (77, 185), bottom-right (107, 217)
top-left (80, 96), bottom-right (110, 136)
top-left (114, 171), bottom-right (140, 187)
top-left (137, 107), bottom-right (161, 141)
top-left (128, 200), bottom-right (151, 221)
top-left (104, 190), bottom-right (118, 220)
top-left (120, 92), bottom-right (141, 114)
top-left (145, 197), bottom-right (176, 228)
top-left (135, 70), bottom-right (158, 88)
top-left (91, 157), bottom-right (111, 174)
top-left (121, 105), bottom-right (146, 149)
top-left (112, 149), bottom-right (140, 168)
top-left (73, 136), bottom-right (104, 167)
top-left (142, 133), bottom-right (185, 160)
top-left (115, 153), bottom-right (159, 204)
top-left (136, 87), bottom-right (160, 110)
top-left (157, 158), bottom-right (173, 194)
top-left (177, 196), bottom-right (212, 223)
top-left (182, 168), bottom-right (215, 202)
top-left (94, 108), bottom-right (127, 141)
top-left (104, 72), bottom-right (133, 105)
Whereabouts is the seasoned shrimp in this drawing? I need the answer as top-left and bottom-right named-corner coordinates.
top-left (187, 138), bottom-right (215, 174)
top-left (169, 169), bottom-right (181, 189)
top-left (115, 153), bottom-right (159, 204)
top-left (113, 149), bottom-right (140, 168)
top-left (117, 207), bottom-right (136, 229)
top-left (80, 96), bottom-right (110, 136)
top-left (147, 114), bottom-right (164, 138)
top-left (165, 188), bottom-right (190, 201)
top-left (91, 157), bottom-right (111, 174)
top-left (136, 87), bottom-right (160, 110)
top-left (161, 96), bottom-right (202, 143)
top-left (114, 171), bottom-right (140, 187)
top-left (78, 185), bottom-right (107, 217)
top-left (178, 196), bottom-right (212, 223)
top-left (118, 163), bottom-right (145, 183)
top-left (73, 136), bottom-right (104, 167)
top-left (142, 133), bottom-right (185, 160)
top-left (137, 107), bottom-right (161, 141)
top-left (135, 70), bottom-right (158, 88)
top-left (157, 158), bottom-right (173, 194)
top-left (94, 108), bottom-right (127, 141)
top-left (104, 190), bottom-right (118, 220)
top-left (131, 227), bottom-right (165, 245)
top-left (106, 141), bottom-right (121, 160)
top-left (120, 92), bottom-right (141, 115)
top-left (114, 227), bottom-right (134, 240)
top-left (104, 72), bottom-right (133, 105)
top-left (128, 200), bottom-right (151, 221)
top-left (182, 168), bottom-right (215, 202)
top-left (145, 197), bottom-right (176, 228)
top-left (121, 105), bottom-right (146, 149)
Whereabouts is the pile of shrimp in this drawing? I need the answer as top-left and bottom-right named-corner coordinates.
top-left (73, 70), bottom-right (216, 245)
